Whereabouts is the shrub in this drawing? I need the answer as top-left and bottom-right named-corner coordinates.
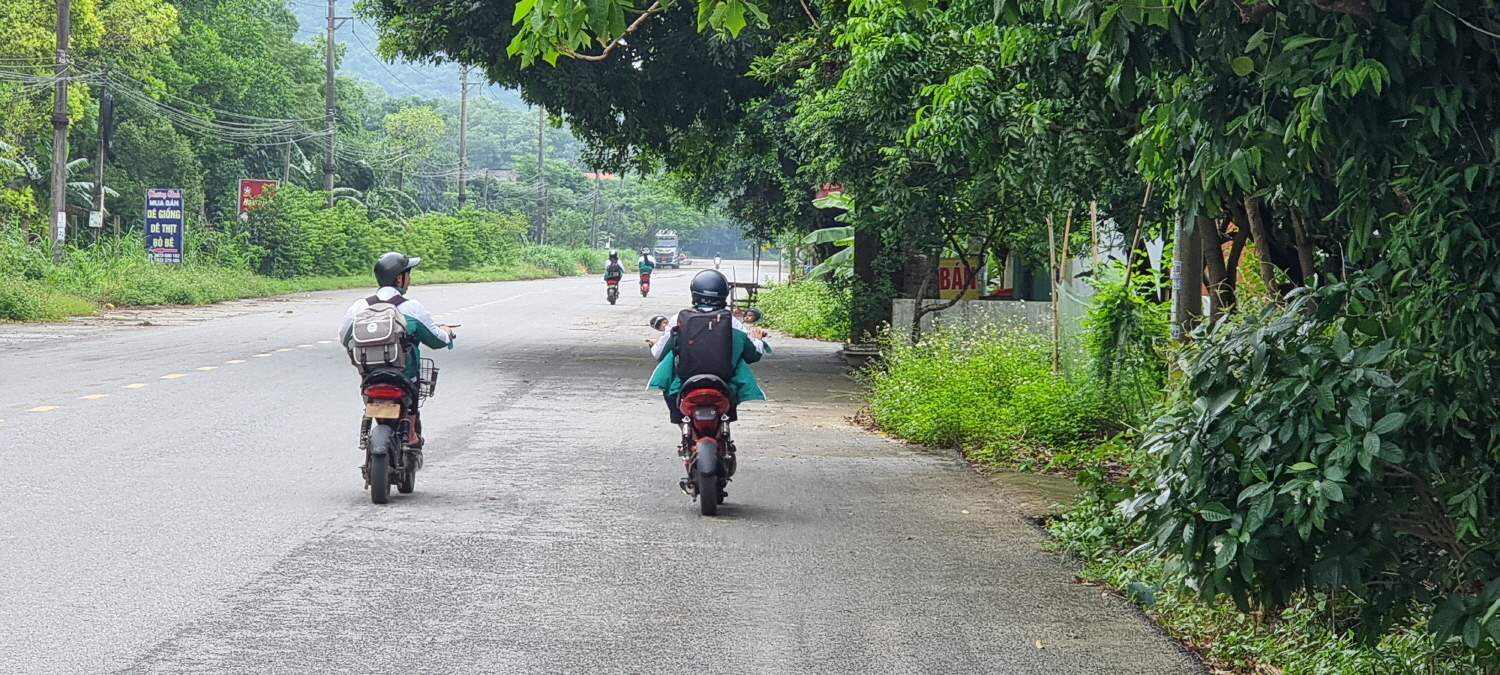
top-left (755, 279), bottom-right (850, 341)
top-left (867, 325), bottom-right (1116, 464)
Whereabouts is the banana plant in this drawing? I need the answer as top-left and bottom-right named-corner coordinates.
top-left (805, 190), bottom-right (854, 279)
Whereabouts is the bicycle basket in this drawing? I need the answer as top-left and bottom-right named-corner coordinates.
top-left (418, 358), bottom-right (439, 400)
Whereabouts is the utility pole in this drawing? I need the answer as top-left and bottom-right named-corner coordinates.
top-left (50, 0), bottom-right (71, 261)
top-left (323, 0), bottom-right (350, 206)
top-left (92, 71), bottom-right (110, 238)
top-left (456, 65), bottom-right (470, 210)
top-left (482, 168), bottom-right (490, 209)
top-left (589, 170), bottom-right (601, 248)
top-left (536, 106), bottom-right (547, 244)
top-left (281, 133), bottom-right (292, 185)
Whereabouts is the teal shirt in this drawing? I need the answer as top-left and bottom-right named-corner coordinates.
top-left (648, 328), bottom-right (766, 402)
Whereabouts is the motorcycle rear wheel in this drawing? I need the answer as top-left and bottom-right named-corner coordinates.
top-left (368, 425), bottom-right (394, 504)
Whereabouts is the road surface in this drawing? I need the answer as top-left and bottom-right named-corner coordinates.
top-left (0, 261), bottom-right (1200, 674)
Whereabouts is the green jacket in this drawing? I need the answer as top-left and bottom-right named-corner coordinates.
top-left (648, 327), bottom-right (765, 401)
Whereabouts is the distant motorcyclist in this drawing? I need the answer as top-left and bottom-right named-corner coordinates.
top-left (648, 270), bottom-right (768, 435)
top-left (604, 250), bottom-right (626, 281)
top-left (638, 248), bottom-right (656, 273)
top-left (339, 252), bottom-right (453, 448)
top-left (714, 252), bottom-right (722, 269)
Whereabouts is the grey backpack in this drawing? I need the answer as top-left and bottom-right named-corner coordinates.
top-left (349, 294), bottom-right (409, 370)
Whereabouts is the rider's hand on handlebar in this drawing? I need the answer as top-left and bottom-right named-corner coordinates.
top-left (748, 327), bottom-right (767, 339)
top-left (440, 325), bottom-right (455, 337)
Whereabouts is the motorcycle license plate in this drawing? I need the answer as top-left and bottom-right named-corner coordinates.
top-left (364, 402), bottom-right (402, 419)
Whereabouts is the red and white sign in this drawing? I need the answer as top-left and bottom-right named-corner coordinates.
top-left (238, 179), bottom-right (279, 219)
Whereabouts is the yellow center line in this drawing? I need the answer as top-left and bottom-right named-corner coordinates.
top-left (196, 366), bottom-right (217, 371)
top-left (28, 406), bottom-right (57, 412)
top-left (160, 373), bottom-right (185, 379)
top-left (298, 344), bottom-right (314, 348)
top-left (123, 383), bottom-right (148, 389)
top-left (276, 348), bottom-right (293, 352)
top-left (80, 394), bottom-right (108, 400)
top-left (225, 359), bottom-right (245, 364)
top-left (253, 354), bottom-right (271, 358)
top-left (317, 340), bottom-right (331, 344)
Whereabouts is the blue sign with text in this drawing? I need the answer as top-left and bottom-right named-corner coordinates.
top-left (145, 188), bottom-right (184, 264)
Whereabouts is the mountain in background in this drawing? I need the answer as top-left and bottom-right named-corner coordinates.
top-left (288, 0), bottom-right (528, 109)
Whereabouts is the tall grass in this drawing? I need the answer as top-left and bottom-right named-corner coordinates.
top-left (867, 326), bottom-right (1115, 467)
top-left (1, 228), bottom-right (610, 321)
top-left (755, 279), bottom-right (850, 341)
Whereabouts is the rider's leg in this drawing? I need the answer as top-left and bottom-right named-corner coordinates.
top-left (407, 410), bottom-right (422, 448)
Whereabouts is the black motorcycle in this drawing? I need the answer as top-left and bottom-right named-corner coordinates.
top-left (358, 358), bottom-right (439, 504)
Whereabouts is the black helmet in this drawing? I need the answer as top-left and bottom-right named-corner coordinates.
top-left (608, 249), bottom-right (619, 260)
top-left (690, 270), bottom-right (730, 308)
top-left (374, 252), bottom-right (420, 288)
top-left (648, 315), bottom-right (668, 330)
top-left (641, 248), bottom-right (651, 255)
top-left (743, 307), bottom-right (763, 324)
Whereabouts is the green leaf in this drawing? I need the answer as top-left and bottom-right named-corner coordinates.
top-left (1214, 536), bottom-right (1239, 569)
top-left (1200, 501), bottom-right (1233, 522)
top-left (1372, 412), bottom-right (1406, 435)
top-left (1363, 431), bottom-right (1381, 461)
top-left (513, 0), bottom-right (537, 25)
top-left (1318, 480), bottom-right (1344, 502)
top-left (1464, 617), bottom-right (1483, 648)
top-left (1237, 482), bottom-right (1272, 504)
top-left (1290, 462), bottom-right (1318, 472)
top-left (1282, 34), bottom-right (1329, 52)
top-left (1231, 56), bottom-right (1256, 77)
top-left (1431, 596), bottom-right (1466, 643)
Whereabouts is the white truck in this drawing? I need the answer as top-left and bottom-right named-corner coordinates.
top-left (653, 230), bottom-right (682, 269)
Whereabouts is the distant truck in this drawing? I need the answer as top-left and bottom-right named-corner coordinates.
top-left (654, 230), bottom-right (681, 269)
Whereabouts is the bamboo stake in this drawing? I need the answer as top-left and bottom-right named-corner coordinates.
top-left (1090, 200), bottom-right (1099, 268)
top-left (1048, 212), bottom-right (1060, 374)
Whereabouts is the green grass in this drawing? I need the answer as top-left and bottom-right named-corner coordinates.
top-left (755, 279), bottom-right (851, 341)
top-left (0, 260), bottom-right (580, 322)
top-left (866, 325), bottom-right (1116, 470)
top-left (1047, 498), bottom-right (1493, 674)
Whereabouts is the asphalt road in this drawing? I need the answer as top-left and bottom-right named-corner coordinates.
top-left (0, 261), bottom-right (1200, 674)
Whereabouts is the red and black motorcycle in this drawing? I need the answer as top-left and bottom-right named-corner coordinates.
top-left (606, 277), bottom-right (620, 304)
top-left (677, 374), bottom-right (737, 515)
top-left (639, 270), bottom-right (652, 297)
top-left (358, 358), bottom-right (438, 504)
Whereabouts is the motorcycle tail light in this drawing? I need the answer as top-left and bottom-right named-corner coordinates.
top-left (364, 384), bottom-right (405, 399)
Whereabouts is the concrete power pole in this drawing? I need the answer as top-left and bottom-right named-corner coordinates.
top-left (50, 0), bottom-right (71, 261)
top-left (589, 171), bottom-right (601, 248)
top-left (536, 106), bottom-right (547, 244)
top-left (456, 66), bottom-right (470, 209)
top-left (93, 74), bottom-right (109, 238)
top-left (323, 0), bottom-right (349, 206)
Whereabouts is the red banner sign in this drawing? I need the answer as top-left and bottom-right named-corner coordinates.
top-left (238, 179), bottom-right (278, 219)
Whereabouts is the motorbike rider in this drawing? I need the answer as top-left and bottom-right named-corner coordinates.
top-left (714, 252), bottom-right (722, 269)
top-left (648, 270), bottom-right (769, 435)
top-left (338, 252), bottom-right (454, 449)
top-left (638, 248), bottom-right (656, 273)
top-left (604, 250), bottom-right (625, 282)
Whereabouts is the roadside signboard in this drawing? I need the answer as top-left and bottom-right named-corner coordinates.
top-left (238, 179), bottom-right (278, 220)
top-left (937, 257), bottom-right (984, 300)
top-left (145, 188), bottom-right (184, 264)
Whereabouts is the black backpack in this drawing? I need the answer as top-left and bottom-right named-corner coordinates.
top-left (673, 308), bottom-right (735, 380)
